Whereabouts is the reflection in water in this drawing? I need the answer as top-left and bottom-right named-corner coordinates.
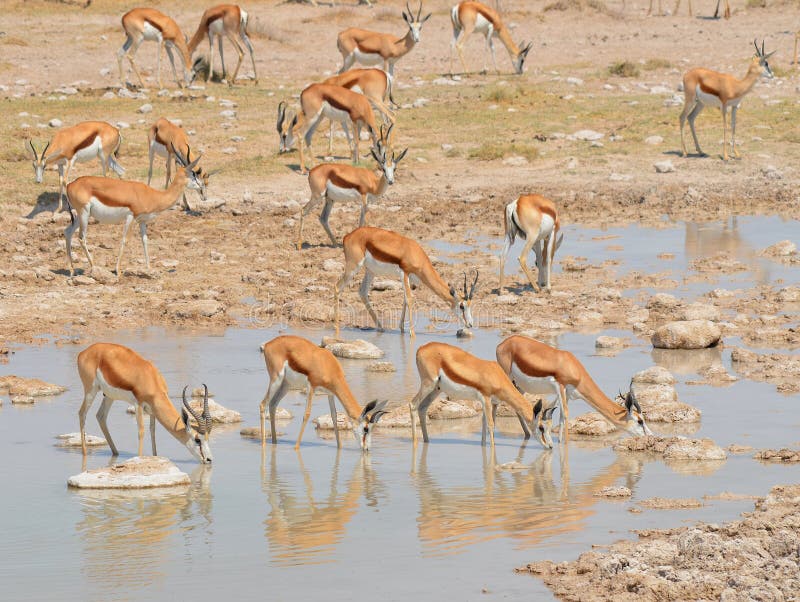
top-left (412, 444), bottom-right (643, 556)
top-left (684, 218), bottom-right (767, 285)
top-left (74, 466), bottom-right (213, 596)
top-left (261, 447), bottom-right (383, 566)
top-left (651, 347), bottom-right (723, 375)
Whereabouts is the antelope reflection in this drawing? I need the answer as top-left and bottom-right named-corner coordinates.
top-left (262, 447), bottom-right (383, 566)
top-left (412, 444), bottom-right (642, 556)
top-left (684, 218), bottom-right (767, 285)
top-left (74, 466), bottom-right (213, 595)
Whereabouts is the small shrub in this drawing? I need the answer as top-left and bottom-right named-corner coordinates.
top-left (745, 0), bottom-right (766, 7)
top-left (643, 58), bottom-right (671, 71)
top-left (608, 60), bottom-right (640, 78)
top-left (484, 85), bottom-right (514, 103)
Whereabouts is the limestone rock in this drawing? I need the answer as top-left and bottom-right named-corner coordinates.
top-left (56, 433), bottom-right (107, 447)
top-left (760, 240), bottom-right (796, 257)
top-left (675, 302), bottom-right (721, 322)
top-left (595, 336), bottom-right (628, 349)
top-left (639, 497), bottom-right (703, 509)
top-left (11, 395), bottom-right (35, 404)
top-left (366, 361), bottom-right (396, 372)
top-left (632, 366), bottom-right (675, 386)
top-left (313, 413), bottom-right (354, 430)
top-left (427, 399), bottom-right (479, 420)
top-left (321, 337), bottom-right (384, 359)
top-left (614, 435), bottom-right (726, 460)
top-left (167, 300), bottom-right (225, 319)
top-left (568, 412), bottom-right (617, 436)
top-left (67, 456), bottom-right (190, 489)
top-left (652, 320), bottom-right (721, 349)
top-left (240, 427), bottom-right (285, 439)
top-left (185, 398), bottom-right (241, 424)
top-left (754, 449), bottom-right (800, 463)
top-left (0, 375), bottom-right (66, 397)
top-left (371, 279), bottom-right (401, 291)
top-left (593, 486), bottom-right (632, 498)
top-left (654, 160), bottom-right (675, 173)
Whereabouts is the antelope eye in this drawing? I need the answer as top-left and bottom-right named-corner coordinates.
top-left (195, 436), bottom-right (201, 444)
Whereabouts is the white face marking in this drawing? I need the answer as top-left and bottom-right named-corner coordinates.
top-left (436, 369), bottom-right (484, 402)
top-left (88, 198), bottom-right (133, 225)
top-left (141, 22), bottom-right (163, 42)
top-left (95, 369), bottom-right (137, 404)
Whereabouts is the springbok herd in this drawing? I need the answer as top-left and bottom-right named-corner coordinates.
top-left (23, 2), bottom-right (779, 465)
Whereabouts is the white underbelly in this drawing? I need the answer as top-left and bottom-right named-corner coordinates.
top-left (321, 103), bottom-right (352, 124)
top-left (510, 364), bottom-right (560, 397)
top-left (437, 369), bottom-right (484, 402)
top-left (353, 49), bottom-right (384, 66)
top-left (151, 141), bottom-right (169, 158)
top-left (142, 22), bottom-right (163, 42)
top-left (326, 183), bottom-right (362, 203)
top-left (695, 85), bottom-right (723, 109)
top-left (96, 369), bottom-right (137, 405)
top-left (364, 250), bottom-right (401, 277)
top-left (473, 13), bottom-right (494, 35)
top-left (208, 18), bottom-right (225, 36)
top-left (72, 137), bottom-right (103, 163)
top-left (88, 198), bottom-right (132, 224)
top-left (282, 363), bottom-right (311, 390)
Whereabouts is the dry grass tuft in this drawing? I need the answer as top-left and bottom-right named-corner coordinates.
top-left (643, 58), bottom-right (671, 71)
top-left (483, 85), bottom-right (517, 103)
top-left (608, 60), bottom-right (640, 77)
top-left (247, 17), bottom-right (289, 43)
top-left (468, 142), bottom-right (539, 162)
top-left (544, 0), bottom-right (615, 15)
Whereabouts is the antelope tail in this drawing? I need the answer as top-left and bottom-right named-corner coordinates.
top-left (504, 201), bottom-right (525, 245)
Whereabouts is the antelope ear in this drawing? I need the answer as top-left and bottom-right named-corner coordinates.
top-left (188, 154), bottom-right (203, 170)
top-left (766, 50), bottom-right (777, 59)
top-left (291, 115), bottom-right (298, 128)
top-left (422, 12), bottom-right (432, 22)
top-left (395, 148), bottom-right (409, 163)
top-left (532, 399), bottom-right (543, 419)
top-left (544, 407), bottom-right (557, 421)
top-left (361, 399), bottom-right (379, 418)
top-left (449, 285), bottom-right (457, 298)
top-left (402, 11), bottom-right (410, 23)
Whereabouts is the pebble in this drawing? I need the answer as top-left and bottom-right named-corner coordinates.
top-left (48, 118), bottom-right (63, 128)
top-left (137, 103), bottom-right (153, 114)
top-left (654, 159), bottom-right (675, 173)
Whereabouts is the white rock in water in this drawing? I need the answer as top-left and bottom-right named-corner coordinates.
top-left (614, 436), bottom-right (726, 461)
top-left (367, 361), bottom-right (396, 372)
top-left (313, 413), bottom-right (354, 430)
top-left (185, 398), bottom-right (241, 424)
top-left (573, 129), bottom-right (603, 141)
top-left (56, 433), bottom-right (107, 447)
top-left (67, 456), bottom-right (190, 489)
top-left (11, 395), bottom-right (35, 404)
top-left (654, 160), bottom-right (675, 173)
top-left (761, 240), bottom-right (796, 257)
top-left (0, 375), bottom-right (66, 396)
top-left (652, 320), bottom-right (721, 349)
top-left (595, 336), bottom-right (627, 349)
top-left (632, 366), bottom-right (675, 386)
top-left (495, 461), bottom-right (527, 471)
top-left (676, 302), bottom-right (720, 321)
top-left (594, 486), bottom-right (632, 497)
top-left (568, 412), bottom-right (617, 436)
top-left (240, 426), bottom-right (285, 439)
top-left (427, 399), bottom-right (478, 419)
top-left (321, 336), bottom-right (384, 359)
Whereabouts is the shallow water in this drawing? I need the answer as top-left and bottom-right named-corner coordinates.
top-left (1, 321), bottom-right (799, 601)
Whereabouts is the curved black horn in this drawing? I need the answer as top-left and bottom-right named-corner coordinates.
top-left (405, 0), bottom-right (412, 17)
top-left (182, 385), bottom-right (203, 427)
top-left (469, 269), bottom-right (479, 298)
top-left (462, 272), bottom-right (468, 297)
top-left (754, 38), bottom-right (760, 55)
top-left (417, 0), bottom-right (423, 19)
top-left (42, 141), bottom-right (50, 157)
top-left (201, 383), bottom-right (212, 432)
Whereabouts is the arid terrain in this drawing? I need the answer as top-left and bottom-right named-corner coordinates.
top-left (1, 0), bottom-right (799, 598)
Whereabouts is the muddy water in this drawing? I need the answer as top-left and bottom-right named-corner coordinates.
top-left (1, 321), bottom-right (799, 601)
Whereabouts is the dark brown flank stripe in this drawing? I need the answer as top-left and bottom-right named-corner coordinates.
top-left (698, 81), bottom-right (716, 95)
top-left (440, 361), bottom-right (482, 389)
top-left (539, 206), bottom-right (557, 222)
top-left (323, 90), bottom-right (358, 115)
top-left (144, 18), bottom-right (164, 33)
top-left (73, 129), bottom-right (100, 154)
top-left (328, 169), bottom-right (369, 193)
top-left (91, 187), bottom-right (140, 209)
top-left (364, 240), bottom-right (402, 265)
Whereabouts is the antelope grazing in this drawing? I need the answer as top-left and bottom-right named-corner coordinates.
top-left (65, 147), bottom-right (203, 277)
top-left (450, 2), bottom-right (532, 75)
top-left (276, 101), bottom-right (299, 154)
top-left (652, 0), bottom-right (731, 19)
top-left (25, 121), bottom-right (124, 215)
top-left (77, 342), bottom-right (213, 462)
top-left (409, 342), bottom-right (554, 449)
top-left (118, 7), bottom-right (194, 89)
top-left (337, 1), bottom-right (431, 77)
top-left (298, 126), bottom-right (407, 249)
top-left (321, 68), bottom-right (396, 154)
top-left (259, 335), bottom-right (388, 450)
top-left (680, 40), bottom-right (774, 161)
top-left (147, 117), bottom-right (212, 211)
top-left (187, 4), bottom-right (257, 85)
top-left (499, 194), bottom-right (563, 294)
top-left (334, 226), bottom-right (477, 338)
top-left (495, 335), bottom-right (652, 441)
top-left (288, 84), bottom-right (380, 174)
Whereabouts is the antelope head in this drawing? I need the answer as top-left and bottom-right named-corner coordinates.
top-left (618, 383), bottom-right (652, 437)
top-left (370, 124), bottom-right (408, 185)
top-left (172, 144), bottom-right (205, 196)
top-left (513, 42), bottom-right (533, 75)
top-left (277, 101), bottom-right (299, 153)
top-left (532, 399), bottom-right (555, 449)
top-left (181, 384), bottom-right (214, 463)
top-left (354, 399), bottom-right (389, 451)
top-left (448, 269), bottom-right (478, 329)
top-left (402, 1), bottom-right (431, 44)
top-left (752, 39), bottom-right (775, 79)
top-left (25, 139), bottom-right (55, 184)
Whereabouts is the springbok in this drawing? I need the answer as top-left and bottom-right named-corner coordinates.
top-left (679, 40), bottom-right (774, 161)
top-left (450, 2), bottom-right (532, 75)
top-left (499, 194), bottom-right (563, 294)
top-left (25, 121), bottom-right (124, 215)
top-left (187, 3), bottom-right (258, 85)
top-left (65, 147), bottom-right (203, 276)
top-left (337, 1), bottom-right (431, 77)
top-left (77, 342), bottom-right (213, 462)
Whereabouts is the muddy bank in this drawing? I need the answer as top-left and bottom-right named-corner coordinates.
top-left (517, 483), bottom-right (800, 601)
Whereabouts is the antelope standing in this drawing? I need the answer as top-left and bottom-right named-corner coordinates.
top-left (409, 342), bottom-right (554, 449)
top-left (450, 2), bottom-right (532, 75)
top-left (495, 335), bottom-right (652, 441)
top-left (259, 335), bottom-right (388, 450)
top-left (334, 226), bottom-right (477, 338)
top-left (117, 7), bottom-right (194, 89)
top-left (298, 127), bottom-right (407, 249)
top-left (281, 84), bottom-right (380, 174)
top-left (680, 40), bottom-right (774, 161)
top-left (77, 342), bottom-right (213, 462)
top-left (337, 1), bottom-right (431, 77)
top-left (499, 194), bottom-right (563, 294)
top-left (65, 147), bottom-right (203, 277)
top-left (187, 4), bottom-right (258, 86)
top-left (321, 68), bottom-right (396, 154)
top-left (26, 121), bottom-right (124, 216)
top-left (147, 117), bottom-right (212, 212)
